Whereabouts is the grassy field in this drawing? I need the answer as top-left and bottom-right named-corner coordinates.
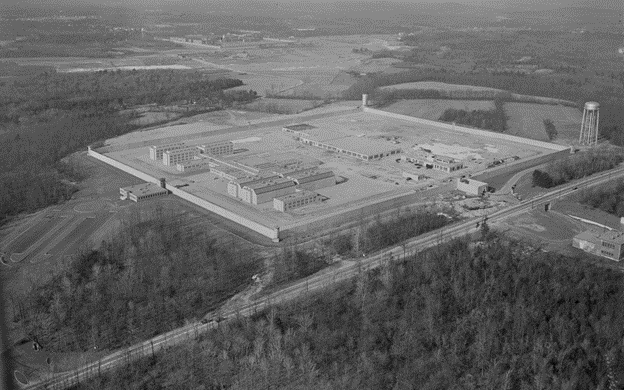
top-left (384, 99), bottom-right (495, 120)
top-left (505, 102), bottom-right (582, 142)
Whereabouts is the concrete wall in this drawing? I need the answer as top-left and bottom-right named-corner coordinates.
top-left (363, 107), bottom-right (569, 152)
top-left (87, 147), bottom-right (279, 241)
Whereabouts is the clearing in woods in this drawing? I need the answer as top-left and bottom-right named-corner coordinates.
top-left (505, 102), bottom-right (582, 142)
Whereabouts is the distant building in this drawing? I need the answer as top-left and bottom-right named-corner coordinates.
top-left (198, 141), bottom-right (234, 156)
top-left (573, 228), bottom-right (624, 261)
top-left (456, 177), bottom-right (488, 196)
top-left (240, 178), bottom-right (296, 205)
top-left (176, 158), bottom-right (211, 172)
top-left (283, 124), bottom-right (316, 134)
top-left (274, 190), bottom-right (323, 212)
top-left (120, 183), bottom-right (168, 202)
top-left (163, 146), bottom-right (199, 166)
top-left (149, 142), bottom-right (186, 160)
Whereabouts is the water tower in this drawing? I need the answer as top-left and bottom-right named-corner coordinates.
top-left (579, 101), bottom-right (599, 146)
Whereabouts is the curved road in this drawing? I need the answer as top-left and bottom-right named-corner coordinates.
top-left (21, 165), bottom-right (624, 390)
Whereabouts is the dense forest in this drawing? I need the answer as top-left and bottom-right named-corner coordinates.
top-left (438, 98), bottom-right (508, 133)
top-left (71, 234), bottom-right (624, 390)
top-left (532, 146), bottom-right (624, 188)
top-left (579, 180), bottom-right (624, 217)
top-left (342, 70), bottom-right (624, 146)
top-left (0, 70), bottom-right (256, 224)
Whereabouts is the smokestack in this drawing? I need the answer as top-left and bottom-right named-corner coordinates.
top-left (362, 94), bottom-right (368, 107)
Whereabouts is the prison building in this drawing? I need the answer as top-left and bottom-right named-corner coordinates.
top-left (456, 178), bottom-right (488, 196)
top-left (149, 142), bottom-right (186, 160)
top-left (273, 190), bottom-right (323, 212)
top-left (198, 141), bottom-right (234, 156)
top-left (299, 132), bottom-right (402, 161)
top-left (227, 174), bottom-right (280, 198)
top-left (432, 156), bottom-right (464, 173)
top-left (211, 166), bottom-right (252, 182)
top-left (282, 123), bottom-right (316, 135)
top-left (119, 183), bottom-right (168, 202)
top-left (176, 158), bottom-right (211, 172)
top-left (163, 146), bottom-right (200, 166)
top-left (286, 169), bottom-right (336, 191)
top-left (239, 178), bottom-right (296, 205)
top-left (573, 228), bottom-right (624, 261)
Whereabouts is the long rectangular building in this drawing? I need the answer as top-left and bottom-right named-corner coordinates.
top-left (198, 141), bottom-right (234, 156)
top-left (163, 146), bottom-right (199, 166)
top-left (240, 178), bottom-right (296, 205)
top-left (149, 142), bottom-right (186, 160)
top-left (274, 190), bottom-right (323, 212)
top-left (120, 183), bottom-right (168, 202)
top-left (299, 134), bottom-right (401, 161)
top-left (227, 174), bottom-right (280, 198)
top-left (176, 158), bottom-right (211, 172)
top-left (286, 169), bottom-right (336, 191)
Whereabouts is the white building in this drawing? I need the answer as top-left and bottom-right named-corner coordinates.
top-left (286, 169), bottom-right (336, 191)
top-left (149, 142), bottom-right (186, 160)
top-left (198, 141), bottom-right (234, 156)
top-left (456, 177), bottom-right (488, 196)
top-left (163, 146), bottom-right (199, 166)
top-left (240, 178), bottom-right (296, 205)
top-left (227, 174), bottom-right (280, 198)
top-left (274, 190), bottom-right (323, 212)
top-left (120, 183), bottom-right (168, 202)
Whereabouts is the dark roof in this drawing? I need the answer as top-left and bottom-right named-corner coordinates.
top-left (284, 124), bottom-right (316, 131)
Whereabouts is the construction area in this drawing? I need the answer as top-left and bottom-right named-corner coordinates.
top-left (91, 103), bottom-right (569, 241)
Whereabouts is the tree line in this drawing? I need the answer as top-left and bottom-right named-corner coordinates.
top-left (579, 180), bottom-right (624, 217)
top-left (71, 233), bottom-right (624, 390)
top-left (438, 97), bottom-right (508, 133)
top-left (532, 146), bottom-right (624, 188)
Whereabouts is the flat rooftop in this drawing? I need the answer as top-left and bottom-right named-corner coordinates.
top-left (275, 190), bottom-right (319, 201)
top-left (598, 229), bottom-right (624, 243)
top-left (121, 183), bottom-right (167, 196)
top-left (284, 123), bottom-right (316, 132)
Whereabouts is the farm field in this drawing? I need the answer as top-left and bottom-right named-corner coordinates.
top-left (505, 102), bottom-right (582, 143)
top-left (383, 99), bottom-right (495, 121)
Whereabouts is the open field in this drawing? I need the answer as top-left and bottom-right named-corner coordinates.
top-left (384, 99), bottom-right (495, 121)
top-left (505, 102), bottom-right (582, 143)
top-left (4, 216), bottom-right (64, 254)
top-left (103, 106), bottom-right (554, 236)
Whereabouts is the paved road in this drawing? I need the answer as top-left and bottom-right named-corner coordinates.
top-left (21, 165), bottom-right (624, 390)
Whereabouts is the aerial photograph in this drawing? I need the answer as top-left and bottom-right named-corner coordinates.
top-left (1, 0), bottom-right (624, 388)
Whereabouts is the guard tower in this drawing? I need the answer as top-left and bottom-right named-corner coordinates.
top-left (579, 101), bottom-right (599, 146)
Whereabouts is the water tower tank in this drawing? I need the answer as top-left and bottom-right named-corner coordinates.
top-left (362, 94), bottom-right (368, 107)
top-left (579, 101), bottom-right (600, 146)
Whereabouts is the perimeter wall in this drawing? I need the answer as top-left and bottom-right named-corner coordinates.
top-left (87, 147), bottom-right (280, 241)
